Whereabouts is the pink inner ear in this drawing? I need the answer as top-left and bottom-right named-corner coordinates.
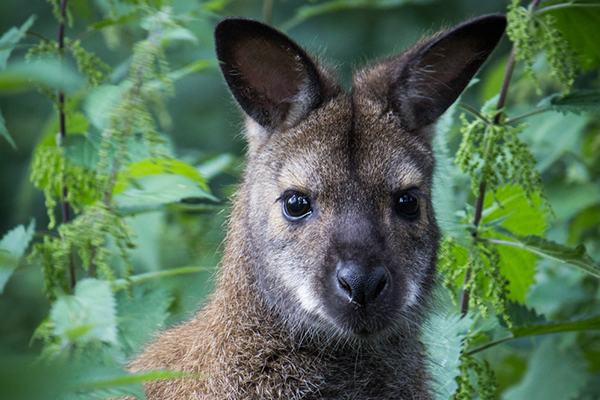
top-left (233, 40), bottom-right (307, 106)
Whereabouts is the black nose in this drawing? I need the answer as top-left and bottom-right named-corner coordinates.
top-left (336, 262), bottom-right (389, 307)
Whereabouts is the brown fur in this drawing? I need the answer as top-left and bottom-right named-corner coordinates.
top-left (129, 15), bottom-right (506, 399)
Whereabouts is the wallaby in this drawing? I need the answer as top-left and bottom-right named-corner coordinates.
top-left (129, 14), bottom-right (506, 399)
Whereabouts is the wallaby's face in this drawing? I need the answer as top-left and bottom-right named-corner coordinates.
top-left (215, 16), bottom-right (505, 339)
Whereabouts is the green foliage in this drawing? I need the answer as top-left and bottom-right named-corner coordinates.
top-left (456, 109), bottom-right (545, 205)
top-left (539, 89), bottom-right (600, 115)
top-left (455, 350), bottom-right (498, 400)
top-left (423, 285), bottom-right (473, 400)
top-left (50, 279), bottom-right (118, 347)
top-left (491, 228), bottom-right (600, 279)
top-left (503, 338), bottom-right (590, 400)
top-left (0, 15), bottom-right (36, 70)
top-left (0, 15), bottom-right (36, 148)
top-left (280, 0), bottom-right (434, 30)
top-left (0, 220), bottom-right (35, 293)
top-left (438, 0), bottom-right (600, 397)
top-left (542, 0), bottom-right (600, 71)
top-left (68, 39), bottom-right (113, 88)
top-left (507, 0), bottom-right (580, 93)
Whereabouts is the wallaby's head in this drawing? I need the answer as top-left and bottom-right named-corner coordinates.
top-left (215, 16), bottom-right (505, 340)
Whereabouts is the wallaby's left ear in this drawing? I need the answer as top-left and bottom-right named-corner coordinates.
top-left (215, 18), bottom-right (338, 134)
top-left (383, 14), bottom-right (507, 131)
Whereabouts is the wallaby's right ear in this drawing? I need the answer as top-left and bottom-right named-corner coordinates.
top-left (215, 18), bottom-right (334, 133)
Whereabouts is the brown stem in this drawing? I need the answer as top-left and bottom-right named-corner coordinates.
top-left (459, 0), bottom-right (540, 315)
top-left (494, 48), bottom-right (516, 124)
top-left (460, 268), bottom-right (472, 315)
top-left (57, 0), bottom-right (75, 292)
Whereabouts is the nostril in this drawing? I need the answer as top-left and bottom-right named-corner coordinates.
top-left (336, 263), bottom-right (389, 307)
top-left (337, 273), bottom-right (352, 296)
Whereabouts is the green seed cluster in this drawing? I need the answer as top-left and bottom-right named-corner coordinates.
top-left (31, 203), bottom-right (135, 300)
top-left (456, 111), bottom-right (547, 208)
top-left (455, 346), bottom-right (499, 400)
top-left (507, 0), bottom-right (579, 94)
top-left (438, 237), bottom-right (511, 325)
top-left (69, 39), bottom-right (113, 88)
top-left (28, 12), bottom-right (175, 299)
top-left (30, 145), bottom-right (102, 229)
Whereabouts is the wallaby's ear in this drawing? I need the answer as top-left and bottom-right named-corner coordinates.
top-left (215, 18), bottom-right (330, 132)
top-left (362, 14), bottom-right (506, 132)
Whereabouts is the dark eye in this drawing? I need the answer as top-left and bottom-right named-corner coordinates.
top-left (282, 193), bottom-right (312, 220)
top-left (395, 192), bottom-right (420, 218)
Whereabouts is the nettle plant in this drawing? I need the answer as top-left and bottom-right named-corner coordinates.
top-left (0, 0), bottom-right (599, 399)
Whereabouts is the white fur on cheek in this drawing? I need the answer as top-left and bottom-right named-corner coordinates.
top-left (280, 265), bottom-right (321, 314)
top-left (405, 278), bottom-right (420, 308)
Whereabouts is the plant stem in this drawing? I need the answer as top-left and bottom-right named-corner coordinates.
top-left (504, 107), bottom-right (551, 124)
top-left (466, 336), bottom-right (514, 356)
top-left (57, 0), bottom-right (75, 293)
top-left (111, 266), bottom-right (214, 292)
top-left (534, 3), bottom-right (600, 15)
top-left (494, 47), bottom-right (517, 124)
top-left (459, 0), bottom-right (542, 314)
top-left (457, 103), bottom-right (494, 125)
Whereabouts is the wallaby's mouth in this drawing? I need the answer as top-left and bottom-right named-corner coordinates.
top-left (318, 276), bottom-right (401, 339)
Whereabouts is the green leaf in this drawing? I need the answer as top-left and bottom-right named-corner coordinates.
top-left (567, 204), bottom-right (600, 245)
top-left (196, 153), bottom-right (236, 180)
top-left (65, 367), bottom-right (202, 400)
top-left (50, 279), bottom-right (118, 345)
top-left (545, 181), bottom-right (600, 220)
top-left (468, 315), bottom-right (600, 355)
top-left (541, 0), bottom-right (600, 71)
top-left (90, 11), bottom-right (143, 30)
top-left (0, 107), bottom-right (16, 149)
top-left (520, 111), bottom-right (588, 174)
top-left (63, 133), bottom-right (99, 168)
top-left (424, 285), bottom-right (473, 400)
top-left (112, 266), bottom-right (214, 292)
top-left (496, 243), bottom-right (539, 303)
top-left (502, 338), bottom-right (590, 400)
top-left (0, 59), bottom-right (83, 95)
top-left (433, 103), bottom-right (462, 236)
top-left (0, 355), bottom-right (70, 400)
top-left (510, 315), bottom-right (600, 338)
top-left (114, 174), bottom-right (217, 214)
top-left (71, 369), bottom-right (199, 391)
top-left (83, 84), bottom-right (128, 131)
top-left (116, 286), bottom-right (172, 357)
top-left (0, 15), bottom-right (36, 70)
top-left (490, 229), bottom-right (600, 279)
top-left (481, 184), bottom-right (549, 236)
top-left (504, 301), bottom-right (546, 327)
top-left (114, 158), bottom-right (211, 193)
top-left (538, 90), bottom-right (600, 114)
top-left (160, 27), bottom-right (198, 44)
top-left (0, 16), bottom-right (36, 148)
top-left (0, 220), bottom-right (35, 293)
top-left (481, 184), bottom-right (550, 302)
top-left (167, 60), bottom-right (214, 83)
top-left (280, 0), bottom-right (434, 30)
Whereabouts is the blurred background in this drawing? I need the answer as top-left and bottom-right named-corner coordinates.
top-left (1, 0), bottom-right (599, 398)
